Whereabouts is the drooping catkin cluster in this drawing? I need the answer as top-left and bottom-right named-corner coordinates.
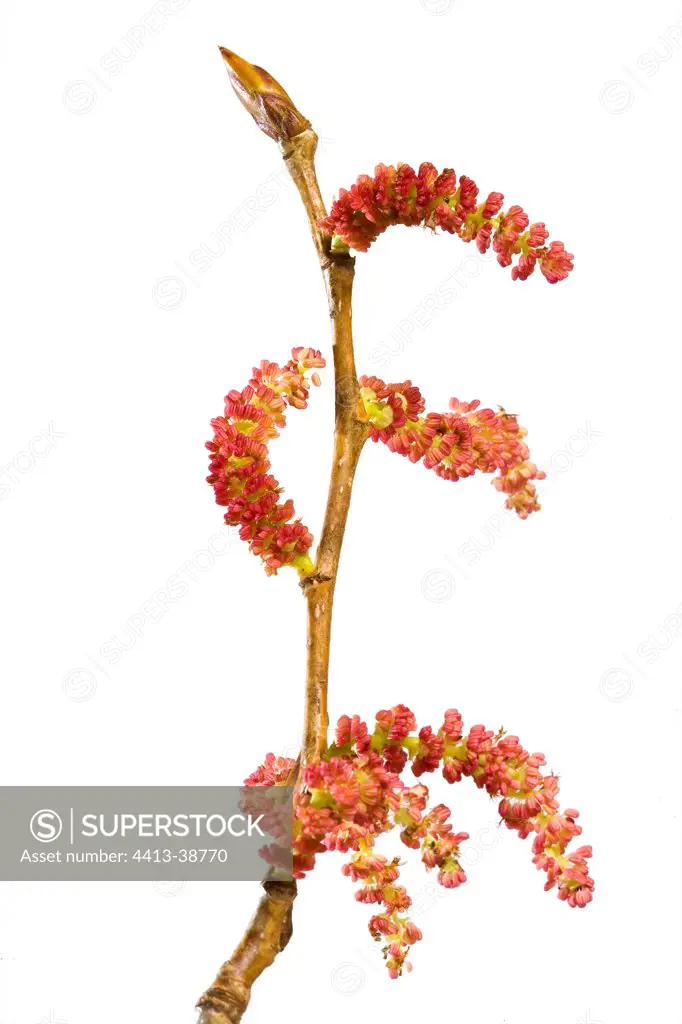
top-left (320, 162), bottom-right (574, 284)
top-left (247, 706), bottom-right (593, 978)
top-left (207, 355), bottom-right (547, 575)
top-left (206, 348), bottom-right (325, 575)
top-left (359, 377), bottom-right (546, 518)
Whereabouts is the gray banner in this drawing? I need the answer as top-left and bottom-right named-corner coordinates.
top-left (0, 786), bottom-right (293, 881)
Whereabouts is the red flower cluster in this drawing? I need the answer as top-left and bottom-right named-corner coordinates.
top-left (206, 348), bottom-right (325, 575)
top-left (320, 162), bottom-right (573, 283)
top-left (359, 376), bottom-right (546, 518)
top-left (436, 718), bottom-right (594, 909)
top-left (246, 704), bottom-right (593, 977)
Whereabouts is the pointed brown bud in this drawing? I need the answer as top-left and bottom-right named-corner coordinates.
top-left (218, 47), bottom-right (311, 143)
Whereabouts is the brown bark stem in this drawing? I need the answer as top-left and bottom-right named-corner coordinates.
top-left (281, 129), bottom-right (368, 763)
top-left (196, 878), bottom-right (297, 1024)
top-left (299, 256), bottom-right (366, 761)
top-left (197, 128), bottom-right (366, 1023)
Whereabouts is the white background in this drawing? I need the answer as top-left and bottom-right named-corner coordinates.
top-left (1, 1), bottom-right (681, 1022)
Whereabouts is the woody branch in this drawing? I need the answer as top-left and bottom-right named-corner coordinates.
top-left (196, 49), bottom-right (366, 1023)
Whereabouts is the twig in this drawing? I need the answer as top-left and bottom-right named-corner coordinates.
top-left (197, 120), bottom-right (366, 1023)
top-left (281, 129), bottom-right (368, 762)
top-left (196, 877), bottom-right (297, 1024)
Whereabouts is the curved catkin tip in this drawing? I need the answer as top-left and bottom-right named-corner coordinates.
top-left (321, 162), bottom-right (573, 283)
top-left (205, 347), bottom-right (325, 576)
top-left (218, 45), bottom-right (311, 143)
top-left (357, 376), bottom-right (546, 518)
